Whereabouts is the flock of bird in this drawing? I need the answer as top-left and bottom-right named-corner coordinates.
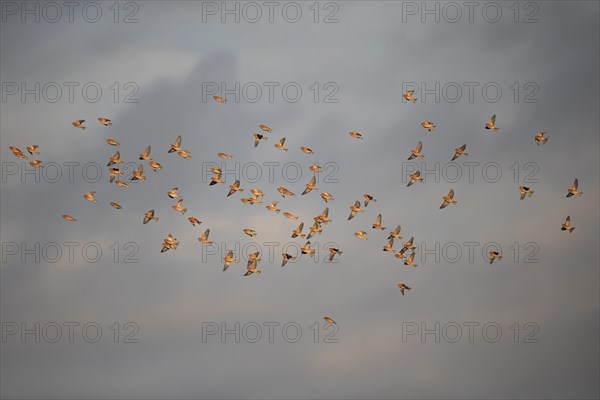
top-left (8, 91), bottom-right (584, 312)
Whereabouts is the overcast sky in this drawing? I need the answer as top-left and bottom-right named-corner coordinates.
top-left (1, 1), bottom-right (599, 399)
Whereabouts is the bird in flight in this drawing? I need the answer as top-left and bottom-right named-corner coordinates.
top-left (213, 95), bottom-right (227, 104)
top-left (398, 283), bottom-right (411, 296)
top-left (488, 251), bottom-right (502, 264)
top-left (228, 180), bottom-right (243, 197)
top-left (403, 90), bottom-right (417, 103)
top-left (223, 251), bottom-right (239, 271)
top-left (110, 202), bottom-right (122, 210)
top-left (349, 131), bottom-right (364, 139)
top-left (485, 114), bottom-right (499, 132)
top-left (259, 124), bottom-right (273, 133)
top-left (407, 170), bottom-right (423, 187)
top-left (519, 186), bottom-right (534, 200)
top-left (388, 225), bottom-right (402, 240)
top-left (372, 214), bottom-right (385, 230)
top-left (243, 229), bottom-right (257, 237)
top-left (254, 133), bottom-right (268, 147)
top-left (404, 252), bottom-right (417, 267)
top-left (329, 248), bottom-right (343, 262)
top-left (161, 234), bottom-right (179, 253)
top-left (421, 121), bottom-right (436, 131)
top-left (9, 146), bottom-right (27, 159)
top-left (169, 135), bottom-right (183, 153)
top-left (106, 139), bottom-right (120, 146)
top-left (217, 152), bottom-right (233, 159)
top-left (139, 146), bottom-right (152, 160)
top-left (283, 212), bottom-right (299, 220)
top-left (321, 192), bottom-right (334, 202)
top-left (143, 210), bottom-right (159, 224)
top-left (281, 253), bottom-right (296, 267)
top-left (302, 176), bottom-right (318, 195)
top-left (300, 146), bottom-right (314, 155)
top-left (198, 229), bottom-right (212, 244)
top-left (354, 231), bottom-right (368, 240)
top-left (383, 238), bottom-right (395, 252)
top-left (439, 189), bottom-right (457, 209)
top-left (167, 188), bottom-right (180, 198)
top-left (188, 217), bottom-right (201, 226)
top-left (534, 131), bottom-right (548, 145)
top-left (292, 222), bottom-right (306, 239)
top-left (266, 201), bottom-right (281, 213)
top-left (348, 201), bottom-right (364, 220)
top-left (83, 191), bottom-right (97, 203)
top-left (26, 145), bottom-right (39, 155)
top-left (452, 144), bottom-right (468, 161)
top-left (274, 138), bottom-right (288, 151)
top-left (408, 141), bottom-right (424, 160)
top-left (278, 187), bottom-right (295, 197)
top-left (72, 120), bottom-right (86, 130)
top-left (98, 117), bottom-right (112, 126)
top-left (566, 179), bottom-right (582, 197)
top-left (62, 215), bottom-right (76, 221)
top-left (363, 194), bottom-right (376, 207)
top-left (561, 216), bottom-right (575, 233)
top-left (301, 241), bottom-right (315, 256)
top-left (172, 199), bottom-right (187, 214)
top-left (323, 316), bottom-right (337, 325)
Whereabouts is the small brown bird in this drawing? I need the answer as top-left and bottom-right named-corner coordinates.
top-left (348, 201), bottom-right (364, 220)
top-left (485, 114), bottom-right (499, 132)
top-left (398, 283), bottom-right (411, 296)
top-left (250, 188), bottom-right (264, 199)
top-left (403, 90), bottom-right (417, 103)
top-left (404, 252), bottom-right (417, 267)
top-left (177, 149), bottom-right (192, 160)
top-left (109, 168), bottom-right (123, 183)
top-left (107, 151), bottom-right (122, 167)
top-left (72, 120), bottom-right (86, 130)
top-left (243, 229), bottom-right (257, 237)
top-left (106, 139), bottom-right (120, 146)
top-left (98, 117), bottom-right (112, 126)
top-left (266, 201), bottom-right (281, 213)
top-left (169, 135), bottom-right (182, 153)
top-left (277, 187), bottom-right (295, 197)
top-left (110, 202), bottom-right (122, 210)
top-left (566, 179), bottom-right (582, 197)
top-left (281, 253), bottom-right (296, 267)
top-left (292, 222), bottom-right (305, 239)
top-left (452, 144), bottom-right (468, 161)
top-left (388, 225), bottom-right (402, 240)
top-left (440, 189), bottom-right (457, 209)
top-left (198, 229), bottom-right (212, 244)
top-left (314, 207), bottom-right (332, 225)
top-left (172, 199), bottom-right (187, 214)
top-left (143, 209), bottom-right (159, 224)
top-left (83, 191), bottom-right (97, 203)
top-left (9, 147), bottom-right (27, 159)
top-left (223, 251), bottom-right (238, 271)
top-left (306, 222), bottom-right (322, 239)
top-left (29, 160), bottom-right (42, 168)
top-left (383, 238), bottom-right (395, 252)
top-left (139, 146), bottom-right (152, 160)
top-left (161, 234), bottom-right (179, 252)
top-left (488, 251), bottom-right (502, 264)
top-left (403, 237), bottom-right (415, 251)
top-left (407, 170), bottom-right (423, 187)
top-left (408, 141), bottom-right (424, 160)
top-left (321, 192), bottom-right (334, 202)
top-left (301, 241), bottom-right (315, 256)
top-left (115, 181), bottom-right (129, 188)
top-left (188, 216), bottom-right (201, 226)
top-left (259, 124), bottom-right (273, 133)
top-left (534, 132), bottom-right (548, 145)
top-left (329, 248), bottom-right (343, 262)
top-left (167, 188), bottom-right (180, 198)
top-left (310, 164), bottom-right (323, 174)
top-left (302, 176), bottom-right (318, 195)
top-left (354, 231), bottom-right (368, 240)
top-left (300, 146), bottom-right (314, 155)
top-left (363, 194), bottom-right (376, 207)
top-left (26, 145), bottom-right (39, 155)
top-left (274, 138), bottom-right (288, 151)
top-left (283, 212), bottom-right (299, 220)
top-left (561, 216), bottom-right (575, 233)
top-left (519, 186), bottom-right (534, 200)
top-left (349, 131), bottom-right (364, 139)
top-left (421, 121), bottom-right (436, 131)
top-left (394, 248), bottom-right (407, 260)
top-left (372, 214), bottom-right (385, 230)
top-left (240, 197), bottom-right (262, 205)
top-left (323, 317), bottom-right (337, 325)
top-left (210, 173), bottom-right (225, 186)
top-left (253, 133), bottom-right (268, 147)
top-left (228, 180), bottom-right (244, 197)
top-left (244, 259), bottom-right (262, 276)
top-left (213, 95), bottom-right (227, 103)
top-left (62, 214), bottom-right (76, 221)
top-left (217, 152), bottom-right (233, 159)
top-left (149, 160), bottom-right (162, 171)
top-left (131, 164), bottom-right (146, 181)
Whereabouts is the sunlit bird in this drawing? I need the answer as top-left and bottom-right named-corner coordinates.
top-left (274, 138), bottom-right (288, 151)
top-left (83, 191), bottom-right (97, 203)
top-left (485, 114), bottom-right (499, 132)
top-left (383, 238), bottom-right (395, 252)
top-left (329, 248), bottom-right (343, 261)
top-left (9, 146), bottom-right (27, 159)
top-left (169, 135), bottom-right (182, 153)
top-left (98, 117), bottom-right (112, 126)
top-left (355, 231), bottom-right (368, 240)
top-left (217, 152), bottom-right (233, 159)
top-left (408, 141), bottom-right (424, 160)
top-left (228, 180), bottom-right (244, 197)
top-left (292, 222), bottom-right (305, 239)
top-left (283, 212), bottom-right (299, 220)
top-left (131, 164), bottom-right (146, 181)
top-left (29, 160), bottom-right (42, 168)
top-left (300, 146), bottom-right (314, 154)
top-left (302, 176), bottom-right (318, 195)
top-left (561, 216), bottom-right (575, 233)
top-left (403, 90), bottom-right (417, 103)
top-left (106, 139), bottom-right (120, 146)
top-left (259, 124), bottom-right (272, 133)
top-left (398, 283), bottom-right (412, 296)
top-left (26, 145), bottom-right (39, 155)
top-left (172, 198), bottom-right (187, 214)
top-left (566, 178), bottom-right (582, 197)
top-left (139, 146), bottom-right (152, 160)
top-left (407, 170), bottom-right (423, 186)
top-left (243, 229), bottom-right (257, 237)
top-left (278, 187), bottom-right (295, 197)
top-left (372, 214), bottom-right (385, 230)
top-left (149, 160), bottom-right (162, 171)
top-left (324, 317), bottom-right (337, 325)
top-left (404, 252), bottom-right (417, 267)
top-left (266, 201), bottom-right (281, 213)
top-left (388, 225), bottom-right (402, 240)
top-left (488, 251), bottom-right (502, 264)
top-left (62, 214), bottom-right (76, 221)
top-left (421, 121), bottom-right (436, 131)
top-left (321, 192), bottom-right (334, 202)
top-left (452, 144), bottom-right (468, 161)
top-left (519, 186), bottom-right (534, 200)
top-left (348, 201), bottom-right (364, 220)
top-left (213, 95), bottom-right (227, 103)
top-left (534, 131), bottom-right (548, 145)
top-left (301, 241), bottom-right (315, 256)
top-left (107, 151), bottom-right (122, 167)
top-left (281, 253), bottom-right (296, 267)
top-left (440, 189), bottom-right (457, 209)
top-left (310, 164), bottom-right (323, 173)
top-left (167, 188), bottom-right (180, 198)
top-left (198, 229), bottom-right (212, 244)
top-left (110, 202), bottom-right (122, 210)
top-left (161, 234), bottom-right (179, 252)
top-left (254, 133), bottom-right (268, 147)
top-left (363, 194), bottom-right (376, 207)
top-left (143, 209), bottom-right (159, 224)
top-left (188, 216), bottom-right (201, 226)
top-left (223, 251), bottom-right (239, 271)
top-left (72, 120), bottom-right (86, 130)
top-left (349, 131), bottom-right (364, 139)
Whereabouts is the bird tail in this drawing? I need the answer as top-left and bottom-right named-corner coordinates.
top-left (569, 227), bottom-right (575, 233)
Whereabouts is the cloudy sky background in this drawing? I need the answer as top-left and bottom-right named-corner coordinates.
top-left (1, 1), bottom-right (599, 398)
